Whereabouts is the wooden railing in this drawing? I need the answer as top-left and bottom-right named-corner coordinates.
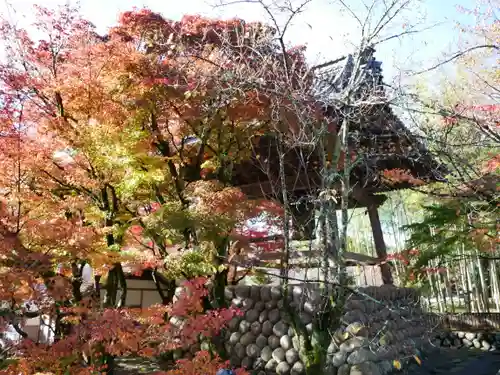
top-left (425, 312), bottom-right (500, 332)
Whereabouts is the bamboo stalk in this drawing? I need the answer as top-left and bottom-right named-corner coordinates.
top-left (444, 264), bottom-right (455, 313)
top-left (490, 260), bottom-right (500, 312)
top-left (458, 252), bottom-right (469, 311)
top-left (471, 261), bottom-right (484, 312)
top-left (437, 271), bottom-right (447, 312)
top-left (465, 260), bottom-right (478, 312)
top-left (428, 268), bottom-right (443, 313)
top-left (476, 253), bottom-right (489, 312)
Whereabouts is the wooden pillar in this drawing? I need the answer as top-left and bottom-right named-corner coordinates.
top-left (367, 203), bottom-right (393, 285)
top-left (290, 200), bottom-right (315, 240)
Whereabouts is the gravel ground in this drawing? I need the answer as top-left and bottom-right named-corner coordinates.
top-left (114, 348), bottom-right (500, 375)
top-left (396, 348), bottom-right (500, 375)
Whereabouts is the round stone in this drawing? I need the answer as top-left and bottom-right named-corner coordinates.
top-left (272, 347), bottom-right (286, 362)
top-left (260, 287), bottom-right (272, 301)
top-left (232, 297), bottom-right (243, 307)
top-left (327, 341), bottom-right (339, 354)
top-left (339, 337), bottom-right (368, 353)
top-left (330, 351), bottom-right (347, 367)
top-left (273, 321), bottom-right (289, 337)
top-left (234, 342), bottom-right (246, 358)
top-left (250, 285), bottom-right (261, 300)
top-left (246, 309), bottom-right (259, 323)
top-left (227, 316), bottom-right (241, 331)
top-left (254, 301), bottom-right (266, 312)
top-left (481, 340), bottom-right (491, 351)
top-left (280, 335), bottom-right (292, 350)
top-left (265, 300), bottom-right (278, 310)
top-left (234, 285), bottom-right (251, 298)
top-left (338, 363), bottom-right (350, 375)
top-left (265, 358), bottom-right (278, 371)
top-left (259, 310), bottom-right (269, 323)
top-left (240, 332), bottom-right (256, 346)
top-left (242, 298), bottom-right (254, 310)
top-left (247, 343), bottom-right (261, 358)
top-left (292, 285), bottom-right (303, 297)
top-left (270, 286), bottom-right (282, 300)
top-left (291, 361), bottom-right (305, 375)
top-left (346, 322), bottom-right (369, 337)
top-left (256, 334), bottom-right (268, 348)
top-left (229, 332), bottom-right (241, 345)
top-left (268, 335), bottom-right (281, 349)
top-left (262, 320), bottom-right (274, 336)
top-left (250, 321), bottom-right (262, 335)
top-left (285, 348), bottom-right (299, 364)
top-left (268, 309), bottom-right (281, 323)
top-left (346, 348), bottom-right (377, 365)
top-left (465, 332), bottom-right (476, 340)
top-left (276, 361), bottom-right (291, 374)
top-left (303, 301), bottom-right (314, 314)
top-left (261, 346), bottom-right (273, 361)
top-left (239, 320), bottom-right (251, 333)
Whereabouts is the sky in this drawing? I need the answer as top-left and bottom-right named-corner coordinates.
top-left (0, 0), bottom-right (478, 83)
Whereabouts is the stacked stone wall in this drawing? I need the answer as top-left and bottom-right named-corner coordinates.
top-left (221, 284), bottom-right (431, 375)
top-left (432, 331), bottom-right (500, 351)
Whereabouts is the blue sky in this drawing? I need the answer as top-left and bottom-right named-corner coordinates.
top-left (0, 0), bottom-right (478, 83)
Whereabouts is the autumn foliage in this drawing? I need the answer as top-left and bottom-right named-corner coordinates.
top-left (0, 3), bottom-right (314, 374)
top-left (1, 278), bottom-right (245, 374)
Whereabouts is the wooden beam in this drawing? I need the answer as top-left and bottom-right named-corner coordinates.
top-left (367, 203), bottom-right (393, 284)
top-left (234, 249), bottom-right (380, 268)
top-left (237, 173), bottom-right (316, 199)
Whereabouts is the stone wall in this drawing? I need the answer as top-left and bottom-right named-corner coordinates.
top-left (221, 284), bottom-right (430, 375)
top-left (433, 331), bottom-right (500, 351)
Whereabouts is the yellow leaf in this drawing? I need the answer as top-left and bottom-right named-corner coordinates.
top-left (342, 331), bottom-right (350, 340)
top-left (378, 334), bottom-right (387, 346)
top-left (414, 355), bottom-right (422, 365)
top-left (393, 360), bottom-right (402, 370)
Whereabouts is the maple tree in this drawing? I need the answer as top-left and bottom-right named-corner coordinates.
top-left (0, 4), bottom-right (308, 374)
top-left (0, 0), bottom-right (449, 373)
